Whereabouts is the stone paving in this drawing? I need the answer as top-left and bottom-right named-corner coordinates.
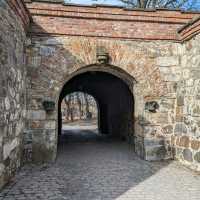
top-left (0, 125), bottom-right (200, 200)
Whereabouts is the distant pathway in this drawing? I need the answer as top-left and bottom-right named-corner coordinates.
top-left (0, 125), bottom-right (200, 200)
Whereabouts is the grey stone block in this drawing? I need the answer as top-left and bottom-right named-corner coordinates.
top-left (194, 152), bottom-right (200, 163)
top-left (144, 145), bottom-right (167, 161)
top-left (174, 123), bottom-right (187, 135)
top-left (183, 149), bottom-right (193, 162)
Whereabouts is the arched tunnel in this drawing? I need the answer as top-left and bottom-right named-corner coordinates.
top-left (58, 70), bottom-right (134, 141)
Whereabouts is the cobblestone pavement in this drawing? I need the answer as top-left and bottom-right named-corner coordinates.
top-left (0, 126), bottom-right (200, 200)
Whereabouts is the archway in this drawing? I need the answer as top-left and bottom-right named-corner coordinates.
top-left (57, 65), bottom-right (135, 146)
top-left (60, 92), bottom-right (99, 142)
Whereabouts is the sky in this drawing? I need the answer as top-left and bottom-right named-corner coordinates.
top-left (65, 0), bottom-right (200, 10)
top-left (65, 0), bottom-right (123, 6)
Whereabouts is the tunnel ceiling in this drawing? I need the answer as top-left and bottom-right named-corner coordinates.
top-left (59, 71), bottom-right (132, 101)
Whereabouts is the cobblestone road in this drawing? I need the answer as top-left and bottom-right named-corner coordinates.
top-left (0, 126), bottom-right (200, 200)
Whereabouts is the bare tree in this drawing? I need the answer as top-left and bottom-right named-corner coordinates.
top-left (65, 94), bottom-right (74, 122)
top-left (76, 92), bottom-right (82, 119)
top-left (62, 92), bottom-right (97, 122)
top-left (93, 0), bottom-right (198, 9)
top-left (83, 93), bottom-right (91, 119)
top-left (64, 96), bottom-right (70, 121)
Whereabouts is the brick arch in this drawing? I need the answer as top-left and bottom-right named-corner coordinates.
top-left (56, 64), bottom-right (136, 121)
top-left (56, 64), bottom-right (136, 104)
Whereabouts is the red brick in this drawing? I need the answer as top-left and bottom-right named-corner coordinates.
top-left (25, 1), bottom-right (200, 41)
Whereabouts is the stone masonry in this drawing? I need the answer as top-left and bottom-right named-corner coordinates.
top-left (0, 0), bottom-right (200, 189)
top-left (0, 0), bottom-right (31, 189)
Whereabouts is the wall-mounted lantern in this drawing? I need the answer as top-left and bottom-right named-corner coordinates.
top-left (145, 101), bottom-right (159, 113)
top-left (42, 98), bottom-right (55, 112)
top-left (96, 46), bottom-right (109, 64)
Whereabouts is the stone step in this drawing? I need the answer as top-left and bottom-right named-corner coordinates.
top-left (144, 144), bottom-right (167, 161)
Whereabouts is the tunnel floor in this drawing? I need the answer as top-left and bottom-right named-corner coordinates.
top-left (0, 122), bottom-right (200, 200)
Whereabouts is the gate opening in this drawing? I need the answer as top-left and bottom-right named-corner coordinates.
top-left (60, 92), bottom-right (99, 142)
top-left (58, 70), bottom-right (134, 145)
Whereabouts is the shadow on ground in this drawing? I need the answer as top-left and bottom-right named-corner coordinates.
top-left (0, 122), bottom-right (200, 200)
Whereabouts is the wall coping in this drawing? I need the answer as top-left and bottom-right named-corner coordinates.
top-left (25, 0), bottom-right (200, 42)
top-left (178, 16), bottom-right (200, 41)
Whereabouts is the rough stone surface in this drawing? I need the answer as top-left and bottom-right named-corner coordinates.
top-left (0, 0), bottom-right (30, 189)
top-left (194, 152), bottom-right (200, 163)
top-left (174, 123), bottom-right (187, 135)
top-left (156, 56), bottom-right (179, 67)
top-left (183, 149), bottom-right (193, 162)
top-left (191, 140), bottom-right (200, 150)
top-left (145, 145), bottom-right (167, 161)
top-left (179, 136), bottom-right (190, 148)
top-left (172, 34), bottom-right (200, 171)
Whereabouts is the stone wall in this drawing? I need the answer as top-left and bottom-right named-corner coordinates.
top-left (25, 35), bottom-right (182, 163)
top-left (171, 34), bottom-right (200, 171)
top-left (0, 0), bottom-right (31, 189)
